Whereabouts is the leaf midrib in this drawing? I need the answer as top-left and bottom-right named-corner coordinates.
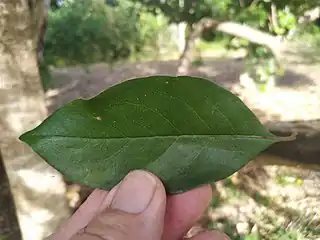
top-left (23, 134), bottom-right (276, 141)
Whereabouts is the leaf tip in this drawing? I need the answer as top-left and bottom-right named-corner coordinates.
top-left (18, 130), bottom-right (32, 144)
top-left (19, 133), bottom-right (26, 141)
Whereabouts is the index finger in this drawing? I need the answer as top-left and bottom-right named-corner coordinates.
top-left (162, 184), bottom-right (213, 240)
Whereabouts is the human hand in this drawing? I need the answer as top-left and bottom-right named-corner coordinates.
top-left (49, 170), bottom-right (230, 240)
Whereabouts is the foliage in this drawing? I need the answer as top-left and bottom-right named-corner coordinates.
top-left (130, 7), bottom-right (170, 60)
top-left (245, 45), bottom-right (284, 89)
top-left (20, 76), bottom-right (279, 194)
top-left (50, 0), bottom-right (62, 11)
top-left (225, 36), bottom-right (283, 89)
top-left (132, 0), bottom-right (319, 86)
top-left (44, 0), bottom-right (145, 67)
top-left (273, 8), bottom-right (297, 35)
top-left (293, 23), bottom-right (320, 49)
top-left (131, 0), bottom-right (230, 24)
top-left (131, 0), bottom-right (318, 27)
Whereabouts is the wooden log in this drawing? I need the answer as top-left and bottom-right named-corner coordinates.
top-left (255, 119), bottom-right (320, 171)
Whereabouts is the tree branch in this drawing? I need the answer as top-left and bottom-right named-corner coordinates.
top-left (298, 6), bottom-right (320, 24)
top-left (215, 21), bottom-right (281, 52)
top-left (177, 18), bottom-right (283, 75)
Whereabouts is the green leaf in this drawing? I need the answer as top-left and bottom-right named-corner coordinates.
top-left (20, 76), bottom-right (278, 194)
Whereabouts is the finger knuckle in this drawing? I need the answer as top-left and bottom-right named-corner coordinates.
top-left (85, 211), bottom-right (136, 240)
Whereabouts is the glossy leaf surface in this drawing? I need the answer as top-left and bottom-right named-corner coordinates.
top-left (20, 76), bottom-right (278, 193)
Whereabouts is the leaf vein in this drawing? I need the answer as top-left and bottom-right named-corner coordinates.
top-left (123, 101), bottom-right (182, 134)
top-left (147, 137), bottom-right (179, 167)
top-left (104, 140), bottom-right (131, 162)
top-left (211, 102), bottom-right (236, 133)
top-left (159, 93), bottom-right (212, 131)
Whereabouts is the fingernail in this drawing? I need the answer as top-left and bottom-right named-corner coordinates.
top-left (110, 170), bottom-right (157, 213)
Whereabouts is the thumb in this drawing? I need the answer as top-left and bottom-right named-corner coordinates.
top-left (70, 170), bottom-right (167, 240)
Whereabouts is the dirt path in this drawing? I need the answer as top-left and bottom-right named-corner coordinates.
top-left (47, 58), bottom-right (320, 122)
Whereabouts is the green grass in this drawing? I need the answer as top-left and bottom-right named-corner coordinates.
top-left (205, 170), bottom-right (318, 240)
top-left (275, 175), bottom-right (303, 186)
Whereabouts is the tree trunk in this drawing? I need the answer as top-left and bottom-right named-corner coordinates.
top-left (177, 22), bottom-right (187, 54)
top-left (270, 3), bottom-right (279, 30)
top-left (0, 151), bottom-right (22, 240)
top-left (177, 19), bottom-right (219, 75)
top-left (298, 7), bottom-right (320, 24)
top-left (177, 18), bottom-right (284, 75)
top-left (0, 1), bottom-right (70, 240)
top-left (257, 119), bottom-right (320, 171)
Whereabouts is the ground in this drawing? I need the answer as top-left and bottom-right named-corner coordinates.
top-left (47, 57), bottom-right (320, 121)
top-left (46, 56), bottom-right (320, 239)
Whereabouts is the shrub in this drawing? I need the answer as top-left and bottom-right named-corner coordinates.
top-left (44, 0), bottom-right (142, 67)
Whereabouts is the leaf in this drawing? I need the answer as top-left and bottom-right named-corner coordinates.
top-left (20, 76), bottom-right (279, 194)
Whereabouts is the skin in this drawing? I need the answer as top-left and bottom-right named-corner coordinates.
top-left (49, 170), bottom-right (230, 240)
